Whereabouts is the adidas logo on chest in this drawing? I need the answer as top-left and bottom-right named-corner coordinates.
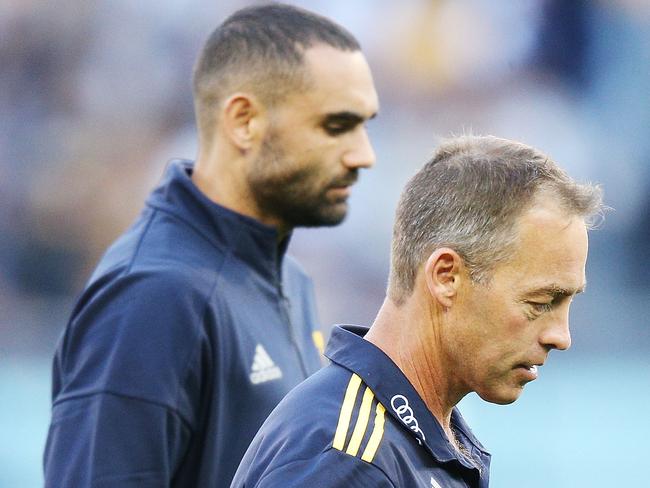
top-left (249, 344), bottom-right (283, 385)
top-left (430, 477), bottom-right (442, 488)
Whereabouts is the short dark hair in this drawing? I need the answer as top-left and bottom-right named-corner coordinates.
top-left (193, 3), bottom-right (361, 140)
top-left (387, 135), bottom-right (604, 305)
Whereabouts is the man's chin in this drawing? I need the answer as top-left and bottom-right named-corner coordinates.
top-left (477, 386), bottom-right (524, 405)
top-left (293, 203), bottom-right (348, 228)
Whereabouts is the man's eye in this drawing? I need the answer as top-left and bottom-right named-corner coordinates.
top-left (324, 124), bottom-right (350, 135)
top-left (530, 302), bottom-right (553, 313)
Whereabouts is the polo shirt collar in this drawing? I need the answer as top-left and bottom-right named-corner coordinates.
top-left (325, 324), bottom-right (490, 471)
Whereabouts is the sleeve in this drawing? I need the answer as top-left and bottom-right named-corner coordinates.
top-left (44, 393), bottom-right (191, 487)
top-left (243, 448), bottom-right (396, 488)
top-left (44, 270), bottom-right (209, 487)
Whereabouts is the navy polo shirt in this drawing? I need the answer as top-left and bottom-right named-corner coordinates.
top-left (232, 325), bottom-right (491, 487)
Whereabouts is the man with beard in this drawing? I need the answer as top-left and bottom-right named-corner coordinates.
top-left (231, 136), bottom-right (603, 487)
top-left (43, 4), bottom-right (378, 487)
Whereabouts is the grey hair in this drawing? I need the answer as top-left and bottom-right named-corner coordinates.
top-left (387, 135), bottom-right (604, 305)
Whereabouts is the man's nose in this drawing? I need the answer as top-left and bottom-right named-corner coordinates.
top-left (540, 313), bottom-right (572, 351)
top-left (342, 127), bottom-right (375, 169)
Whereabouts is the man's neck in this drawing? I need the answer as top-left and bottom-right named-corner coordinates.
top-left (365, 297), bottom-right (463, 438)
top-left (192, 154), bottom-right (291, 240)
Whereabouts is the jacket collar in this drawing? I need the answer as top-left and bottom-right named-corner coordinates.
top-left (325, 324), bottom-right (491, 471)
top-left (146, 160), bottom-right (289, 284)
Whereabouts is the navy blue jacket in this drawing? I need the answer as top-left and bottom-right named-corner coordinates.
top-left (44, 160), bottom-right (323, 487)
top-left (232, 325), bottom-right (491, 488)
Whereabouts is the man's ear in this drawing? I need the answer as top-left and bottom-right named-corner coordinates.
top-left (423, 248), bottom-right (463, 308)
top-left (221, 93), bottom-right (266, 151)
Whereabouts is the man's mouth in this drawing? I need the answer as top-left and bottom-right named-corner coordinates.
top-left (515, 363), bottom-right (541, 381)
top-left (327, 177), bottom-right (358, 200)
top-left (330, 171), bottom-right (359, 189)
top-left (327, 186), bottom-right (351, 199)
top-left (330, 180), bottom-right (356, 191)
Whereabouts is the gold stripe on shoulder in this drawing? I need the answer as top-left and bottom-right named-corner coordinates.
top-left (361, 402), bottom-right (386, 463)
top-left (346, 386), bottom-right (375, 456)
top-left (312, 330), bottom-right (325, 356)
top-left (332, 373), bottom-right (362, 451)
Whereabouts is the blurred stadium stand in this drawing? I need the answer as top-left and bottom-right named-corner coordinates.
top-left (1, 1), bottom-right (648, 486)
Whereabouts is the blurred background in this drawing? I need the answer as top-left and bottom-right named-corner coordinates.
top-left (1, 0), bottom-right (649, 486)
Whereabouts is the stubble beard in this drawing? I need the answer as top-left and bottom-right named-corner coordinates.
top-left (247, 136), bottom-right (354, 230)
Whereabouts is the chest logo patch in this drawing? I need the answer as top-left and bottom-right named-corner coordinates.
top-left (250, 344), bottom-right (283, 384)
top-left (391, 394), bottom-right (426, 445)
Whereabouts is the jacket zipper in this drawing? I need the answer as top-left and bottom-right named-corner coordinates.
top-left (277, 281), bottom-right (309, 379)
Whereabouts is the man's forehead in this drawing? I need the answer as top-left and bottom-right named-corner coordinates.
top-left (300, 45), bottom-right (379, 116)
top-left (499, 248), bottom-right (588, 297)
top-left (487, 211), bottom-right (588, 297)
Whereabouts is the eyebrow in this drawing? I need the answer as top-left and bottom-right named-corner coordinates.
top-left (529, 283), bottom-right (587, 299)
top-left (323, 111), bottom-right (378, 123)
